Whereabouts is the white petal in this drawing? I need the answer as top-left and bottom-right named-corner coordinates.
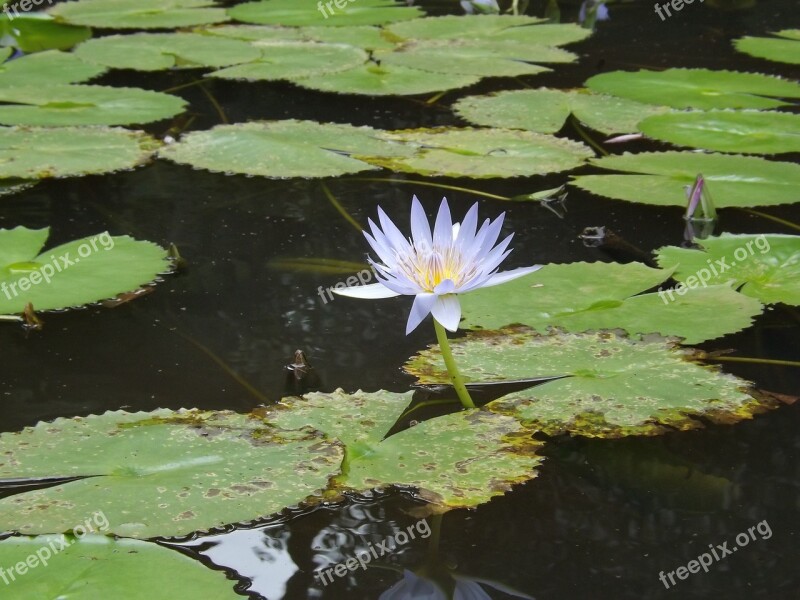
top-left (431, 294), bottom-right (462, 331)
top-left (378, 207), bottom-right (412, 254)
top-left (410, 196), bottom-right (432, 248)
top-left (434, 279), bottom-right (456, 294)
top-left (456, 202), bottom-right (479, 250)
top-left (333, 282), bottom-right (401, 299)
top-left (432, 197), bottom-right (453, 247)
top-left (406, 293), bottom-right (438, 334)
top-left (479, 265), bottom-right (542, 288)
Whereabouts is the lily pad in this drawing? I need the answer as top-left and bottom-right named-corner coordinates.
top-left (734, 30), bottom-right (800, 65)
top-left (459, 262), bottom-right (763, 344)
top-left (571, 151), bottom-right (800, 207)
top-left (0, 409), bottom-right (344, 538)
top-left (211, 41), bottom-right (367, 81)
top-left (405, 328), bottom-right (774, 438)
top-left (290, 62), bottom-right (481, 96)
top-left (297, 24), bottom-right (400, 50)
top-left (0, 227), bottom-right (172, 315)
top-left (374, 127), bottom-right (593, 178)
top-left (228, 0), bottom-right (422, 27)
top-left (49, 0), bottom-right (229, 29)
top-left (0, 14), bottom-right (92, 52)
top-left (454, 88), bottom-right (670, 135)
top-left (656, 234), bottom-right (800, 306)
top-left (73, 32), bottom-right (262, 71)
top-left (0, 536), bottom-right (240, 598)
top-left (585, 68), bottom-right (800, 110)
top-left (0, 49), bottom-right (105, 86)
top-left (0, 84), bottom-right (186, 126)
top-left (637, 110), bottom-right (800, 155)
top-left (264, 390), bottom-right (544, 510)
top-left (0, 127), bottom-right (159, 179)
top-left (158, 120), bottom-right (413, 178)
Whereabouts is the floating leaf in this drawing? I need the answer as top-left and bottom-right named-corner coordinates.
top-left (0, 49), bottom-right (105, 86)
top-left (405, 328), bottom-right (774, 438)
top-left (0, 14), bottom-right (91, 52)
top-left (656, 234), bottom-right (800, 305)
top-left (0, 536), bottom-right (240, 598)
top-left (454, 88), bottom-right (670, 134)
top-left (0, 409), bottom-right (344, 538)
top-left (0, 227), bottom-right (172, 315)
top-left (290, 62), bottom-right (480, 96)
top-left (73, 32), bottom-right (262, 71)
top-left (585, 68), bottom-right (800, 110)
top-left (571, 151), bottom-right (800, 207)
top-left (374, 127), bottom-right (592, 178)
top-left (211, 41), bottom-right (367, 81)
top-left (734, 30), bottom-right (800, 65)
top-left (459, 262), bottom-right (763, 344)
top-left (297, 24), bottom-right (400, 50)
top-left (49, 0), bottom-right (229, 29)
top-left (0, 84), bottom-right (186, 126)
top-left (159, 120), bottom-right (413, 178)
top-left (264, 390), bottom-right (544, 510)
top-left (637, 110), bottom-right (800, 155)
top-left (0, 127), bottom-right (159, 179)
top-left (228, 0), bottom-right (422, 27)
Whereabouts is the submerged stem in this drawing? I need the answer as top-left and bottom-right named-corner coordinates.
top-left (703, 355), bottom-right (800, 369)
top-left (351, 177), bottom-right (510, 201)
top-left (433, 319), bottom-right (475, 409)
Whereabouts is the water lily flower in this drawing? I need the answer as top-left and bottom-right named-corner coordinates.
top-left (379, 569), bottom-right (535, 600)
top-left (334, 196), bottom-right (540, 335)
top-left (460, 0), bottom-right (500, 15)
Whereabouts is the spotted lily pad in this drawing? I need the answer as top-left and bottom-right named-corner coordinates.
top-left (264, 390), bottom-right (544, 510)
top-left (73, 32), bottom-right (262, 71)
top-left (0, 14), bottom-right (91, 52)
top-left (0, 49), bottom-right (105, 86)
top-left (159, 120), bottom-right (413, 178)
top-left (0, 409), bottom-right (344, 538)
top-left (734, 30), bottom-right (800, 65)
top-left (637, 110), bottom-right (800, 155)
top-left (228, 0), bottom-right (422, 27)
top-left (0, 536), bottom-right (241, 598)
top-left (405, 328), bottom-right (774, 438)
top-left (0, 227), bottom-right (172, 315)
top-left (0, 126), bottom-right (159, 179)
top-left (0, 85), bottom-right (186, 126)
top-left (459, 262), bottom-right (763, 344)
top-left (656, 234), bottom-right (800, 306)
top-left (374, 127), bottom-right (593, 178)
top-left (454, 88), bottom-right (670, 135)
top-left (585, 68), bottom-right (800, 110)
top-left (49, 0), bottom-right (229, 29)
top-left (571, 151), bottom-right (800, 207)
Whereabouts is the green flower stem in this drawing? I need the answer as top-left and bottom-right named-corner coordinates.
top-left (433, 319), bottom-right (475, 409)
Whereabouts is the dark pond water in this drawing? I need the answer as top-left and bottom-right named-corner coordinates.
top-left (1, 0), bottom-right (798, 598)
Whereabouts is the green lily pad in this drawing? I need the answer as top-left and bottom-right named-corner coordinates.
top-left (211, 41), bottom-right (367, 81)
top-left (0, 127), bottom-right (159, 179)
top-left (264, 390), bottom-right (544, 510)
top-left (454, 88), bottom-right (670, 135)
top-left (0, 227), bottom-right (172, 315)
top-left (0, 14), bottom-right (91, 52)
top-left (571, 151), bottom-right (800, 207)
top-left (0, 536), bottom-right (240, 598)
top-left (0, 49), bottom-right (105, 86)
top-left (297, 24), bottom-right (400, 50)
top-left (374, 127), bottom-right (592, 178)
top-left (73, 32), bottom-right (262, 71)
top-left (49, 0), bottom-right (229, 29)
top-left (734, 30), bottom-right (800, 65)
top-left (656, 234), bottom-right (800, 305)
top-left (200, 23), bottom-right (303, 42)
top-left (0, 84), bottom-right (186, 126)
top-left (291, 62), bottom-right (480, 96)
top-left (405, 328), bottom-right (774, 438)
top-left (637, 110), bottom-right (800, 155)
top-left (460, 262), bottom-right (763, 344)
top-left (159, 120), bottom-right (413, 178)
top-left (0, 409), bottom-right (344, 538)
top-left (585, 68), bottom-right (800, 110)
top-left (228, 0), bottom-right (422, 27)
